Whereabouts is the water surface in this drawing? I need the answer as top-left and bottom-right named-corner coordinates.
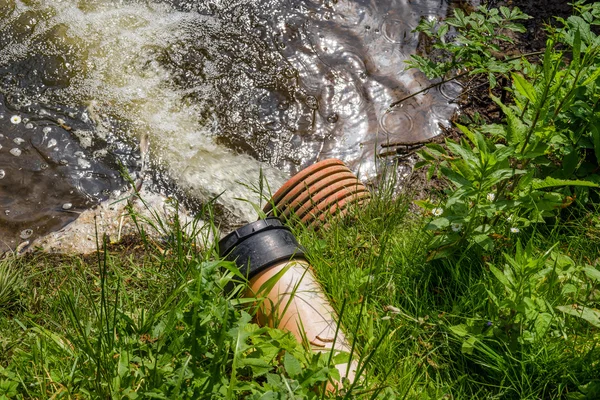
top-left (0, 0), bottom-right (463, 251)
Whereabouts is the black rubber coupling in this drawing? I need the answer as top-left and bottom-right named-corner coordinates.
top-left (218, 217), bottom-right (306, 280)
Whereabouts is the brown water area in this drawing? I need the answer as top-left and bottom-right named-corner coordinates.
top-left (0, 0), bottom-right (469, 252)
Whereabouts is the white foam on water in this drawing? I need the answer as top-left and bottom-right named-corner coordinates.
top-left (3, 0), bottom-right (286, 221)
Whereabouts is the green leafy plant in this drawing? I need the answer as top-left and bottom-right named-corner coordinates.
top-left (414, 2), bottom-right (600, 258)
top-left (407, 5), bottom-right (531, 87)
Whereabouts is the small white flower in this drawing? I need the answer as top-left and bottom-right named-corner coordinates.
top-left (432, 207), bottom-right (444, 216)
top-left (451, 223), bottom-right (462, 232)
top-left (506, 215), bottom-right (513, 222)
top-left (487, 192), bottom-right (496, 202)
top-left (510, 227), bottom-right (520, 233)
top-left (10, 115), bottom-right (21, 124)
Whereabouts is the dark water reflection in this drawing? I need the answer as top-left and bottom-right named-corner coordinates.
top-left (0, 0), bottom-right (467, 251)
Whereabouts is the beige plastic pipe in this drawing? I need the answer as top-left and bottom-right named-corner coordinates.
top-left (248, 259), bottom-right (358, 390)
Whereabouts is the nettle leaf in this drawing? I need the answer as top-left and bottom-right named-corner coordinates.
top-left (481, 123), bottom-right (507, 138)
top-left (492, 145), bottom-right (515, 163)
top-left (440, 166), bottom-right (473, 188)
top-left (512, 73), bottom-right (537, 104)
top-left (556, 305), bottom-right (600, 328)
top-left (531, 177), bottom-right (599, 189)
top-left (492, 96), bottom-right (528, 145)
top-left (447, 140), bottom-right (478, 166)
top-left (535, 313), bottom-right (553, 338)
top-left (485, 168), bottom-right (523, 187)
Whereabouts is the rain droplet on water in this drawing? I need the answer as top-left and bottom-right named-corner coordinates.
top-left (62, 203), bottom-right (73, 210)
top-left (47, 138), bottom-right (57, 148)
top-left (326, 113), bottom-right (339, 123)
top-left (0, 170), bottom-right (5, 179)
top-left (10, 148), bottom-right (22, 156)
top-left (43, 127), bottom-right (52, 134)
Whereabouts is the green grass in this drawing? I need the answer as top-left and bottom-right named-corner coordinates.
top-left (294, 189), bottom-right (600, 399)
top-left (1, 180), bottom-right (598, 399)
top-left (3, 3), bottom-right (600, 397)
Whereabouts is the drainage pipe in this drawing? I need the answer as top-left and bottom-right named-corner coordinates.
top-left (219, 217), bottom-right (357, 388)
top-left (263, 158), bottom-right (370, 229)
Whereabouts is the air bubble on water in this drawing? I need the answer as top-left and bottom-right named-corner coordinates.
top-left (13, 137), bottom-right (25, 145)
top-left (25, 123), bottom-right (34, 129)
top-left (326, 113), bottom-right (339, 123)
top-left (47, 138), bottom-right (57, 148)
top-left (0, 170), bottom-right (5, 179)
top-left (4, 210), bottom-right (9, 215)
top-left (62, 203), bottom-right (73, 210)
top-left (43, 127), bottom-right (52, 134)
top-left (305, 95), bottom-right (318, 110)
top-left (59, 159), bottom-right (68, 165)
top-left (20, 229), bottom-right (34, 239)
top-left (10, 115), bottom-right (21, 124)
top-left (10, 148), bottom-right (22, 156)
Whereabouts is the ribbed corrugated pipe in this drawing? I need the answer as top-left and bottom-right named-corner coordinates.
top-left (263, 159), bottom-right (370, 228)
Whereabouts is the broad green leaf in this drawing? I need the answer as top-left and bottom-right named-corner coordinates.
top-left (485, 168), bottom-right (522, 187)
top-left (492, 96), bottom-right (527, 145)
top-left (461, 336), bottom-right (477, 355)
top-left (583, 266), bottom-right (600, 282)
top-left (512, 73), bottom-right (537, 104)
top-left (489, 264), bottom-right (512, 290)
top-left (449, 324), bottom-right (469, 337)
top-left (241, 358), bottom-right (272, 377)
top-left (283, 352), bottom-right (302, 378)
top-left (414, 160), bottom-right (429, 169)
top-left (447, 141), bottom-right (478, 165)
top-left (531, 177), bottom-right (599, 189)
top-left (440, 166), bottom-right (473, 188)
top-left (426, 217), bottom-right (450, 230)
top-left (581, 66), bottom-right (600, 87)
top-left (473, 234), bottom-right (494, 251)
top-left (562, 149), bottom-right (580, 177)
top-left (425, 142), bottom-right (448, 155)
top-left (492, 145), bottom-right (515, 163)
top-left (556, 305), bottom-right (600, 328)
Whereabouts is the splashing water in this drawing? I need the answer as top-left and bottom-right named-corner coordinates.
top-left (0, 0), bottom-right (466, 251)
